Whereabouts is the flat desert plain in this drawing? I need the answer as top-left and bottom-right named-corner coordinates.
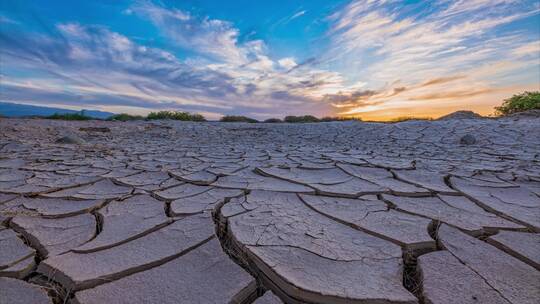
top-left (1, 116), bottom-right (539, 304)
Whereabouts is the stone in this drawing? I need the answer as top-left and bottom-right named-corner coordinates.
top-left (0, 277), bottom-right (52, 304)
top-left (74, 195), bottom-right (170, 253)
top-left (418, 251), bottom-right (508, 304)
top-left (487, 231), bottom-right (540, 270)
top-left (72, 239), bottom-right (257, 304)
top-left (437, 224), bottom-right (540, 304)
top-left (38, 214), bottom-right (214, 290)
top-left (11, 214), bottom-right (96, 257)
top-left (460, 134), bottom-right (476, 145)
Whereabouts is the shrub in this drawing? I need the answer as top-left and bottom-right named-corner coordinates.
top-left (46, 111), bottom-right (92, 121)
top-left (284, 115), bottom-right (320, 123)
top-left (147, 111), bottom-right (206, 121)
top-left (220, 115), bottom-right (259, 123)
top-left (107, 113), bottom-right (145, 121)
top-left (495, 91), bottom-right (540, 115)
top-left (263, 118), bottom-right (283, 123)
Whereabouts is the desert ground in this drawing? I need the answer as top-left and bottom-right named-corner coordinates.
top-left (0, 114), bottom-right (539, 304)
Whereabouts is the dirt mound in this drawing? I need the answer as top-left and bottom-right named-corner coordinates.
top-left (438, 111), bottom-right (483, 120)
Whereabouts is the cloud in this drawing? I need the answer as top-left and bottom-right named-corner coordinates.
top-left (325, 0), bottom-right (540, 117)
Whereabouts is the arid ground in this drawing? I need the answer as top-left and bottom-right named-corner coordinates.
top-left (1, 116), bottom-right (539, 304)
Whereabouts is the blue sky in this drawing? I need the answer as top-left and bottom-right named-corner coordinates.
top-left (1, 0), bottom-right (539, 120)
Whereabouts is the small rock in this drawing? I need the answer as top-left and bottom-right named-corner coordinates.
top-left (460, 134), bottom-right (476, 145)
top-left (55, 135), bottom-right (85, 144)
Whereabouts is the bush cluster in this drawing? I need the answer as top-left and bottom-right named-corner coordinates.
top-left (107, 113), bottom-right (145, 121)
top-left (495, 91), bottom-right (540, 115)
top-left (46, 112), bottom-right (92, 121)
top-left (146, 111), bottom-right (206, 121)
top-left (219, 115), bottom-right (259, 123)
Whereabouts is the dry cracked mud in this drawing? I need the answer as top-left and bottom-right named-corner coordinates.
top-left (0, 116), bottom-right (539, 303)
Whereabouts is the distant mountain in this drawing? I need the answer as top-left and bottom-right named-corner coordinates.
top-left (0, 102), bottom-right (114, 119)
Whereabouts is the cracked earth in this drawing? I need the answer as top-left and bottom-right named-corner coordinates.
top-left (0, 116), bottom-right (539, 304)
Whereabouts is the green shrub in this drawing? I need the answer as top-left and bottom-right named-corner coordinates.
top-left (107, 113), bottom-right (145, 121)
top-left (147, 111), bottom-right (206, 121)
top-left (46, 111), bottom-right (92, 121)
top-left (220, 115), bottom-right (259, 123)
top-left (284, 115), bottom-right (320, 123)
top-left (495, 91), bottom-right (540, 115)
top-left (263, 118), bottom-right (282, 123)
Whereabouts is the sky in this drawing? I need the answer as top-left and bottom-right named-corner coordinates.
top-left (0, 0), bottom-right (539, 121)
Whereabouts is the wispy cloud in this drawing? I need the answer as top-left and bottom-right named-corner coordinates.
top-left (324, 0), bottom-right (540, 117)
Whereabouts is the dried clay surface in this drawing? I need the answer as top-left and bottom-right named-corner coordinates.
top-left (0, 117), bottom-right (539, 303)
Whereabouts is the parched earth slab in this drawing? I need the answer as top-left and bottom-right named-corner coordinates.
top-left (26, 172), bottom-right (101, 190)
top-left (220, 190), bottom-right (417, 304)
top-left (299, 194), bottom-right (435, 253)
top-left (115, 171), bottom-right (176, 191)
top-left (0, 193), bottom-right (17, 204)
top-left (337, 164), bottom-right (431, 196)
top-left (0, 197), bottom-right (105, 218)
top-left (72, 239), bottom-right (257, 304)
top-left (171, 169), bottom-right (217, 185)
top-left (437, 224), bottom-right (540, 304)
top-left (487, 231), bottom-right (540, 270)
top-left (10, 214), bottom-right (96, 257)
top-left (74, 194), bottom-right (171, 253)
top-left (257, 165), bottom-right (385, 197)
top-left (38, 214), bottom-right (214, 291)
top-left (0, 255), bottom-right (35, 279)
top-left (213, 168), bottom-right (315, 193)
top-left (254, 291), bottom-right (283, 304)
top-left (0, 229), bottom-right (35, 269)
top-left (393, 169), bottom-right (458, 194)
top-left (451, 176), bottom-right (540, 231)
top-left (170, 188), bottom-right (243, 215)
top-left (153, 183), bottom-right (210, 200)
top-left (43, 179), bottom-right (133, 200)
top-left (0, 277), bottom-right (52, 304)
top-left (417, 251), bottom-right (509, 304)
top-left (257, 166), bottom-right (353, 185)
top-left (382, 194), bottom-right (523, 235)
